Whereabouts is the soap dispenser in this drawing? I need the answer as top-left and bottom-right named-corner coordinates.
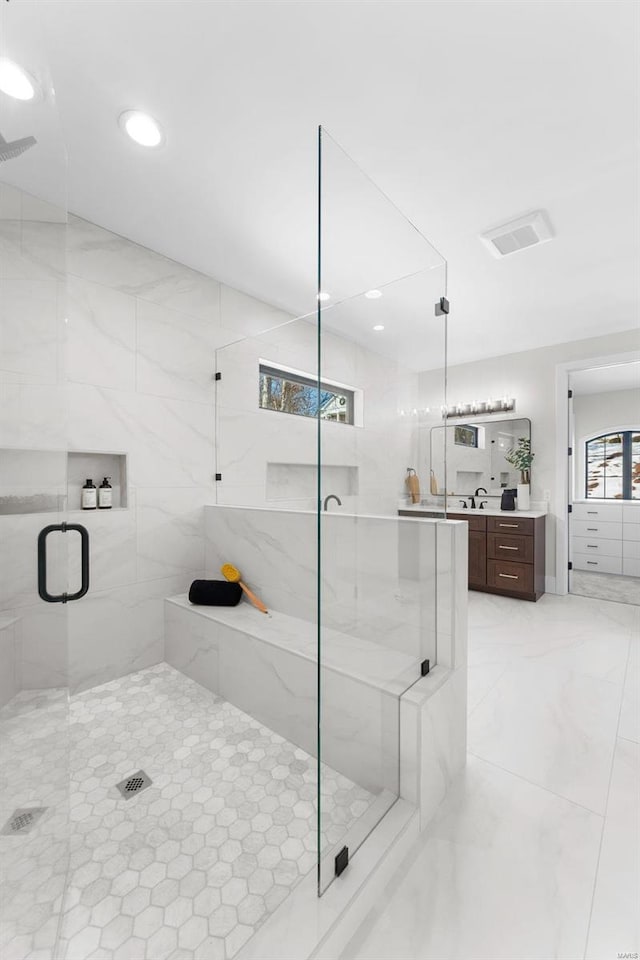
top-left (81, 478), bottom-right (97, 510)
top-left (98, 477), bottom-right (113, 510)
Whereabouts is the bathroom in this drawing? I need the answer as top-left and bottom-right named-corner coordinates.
top-left (0, 3), bottom-right (638, 960)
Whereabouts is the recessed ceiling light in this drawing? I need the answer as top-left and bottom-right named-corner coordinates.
top-left (365, 289), bottom-right (382, 299)
top-left (119, 110), bottom-right (164, 148)
top-left (0, 58), bottom-right (38, 101)
top-left (317, 291), bottom-right (330, 302)
top-left (373, 324), bottom-right (385, 331)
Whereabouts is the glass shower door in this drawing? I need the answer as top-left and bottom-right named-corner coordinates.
top-left (316, 127), bottom-right (448, 892)
top-left (0, 6), bottom-right (73, 957)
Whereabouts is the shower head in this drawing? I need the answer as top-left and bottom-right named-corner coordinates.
top-left (0, 131), bottom-right (37, 162)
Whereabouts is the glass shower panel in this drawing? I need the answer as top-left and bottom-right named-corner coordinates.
top-left (0, 4), bottom-right (71, 957)
top-left (317, 127), bottom-right (448, 892)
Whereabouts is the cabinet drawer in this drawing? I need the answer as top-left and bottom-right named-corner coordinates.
top-left (572, 503), bottom-right (623, 522)
top-left (622, 505), bottom-right (640, 524)
top-left (571, 536), bottom-right (622, 559)
top-left (487, 559), bottom-right (534, 594)
top-left (487, 516), bottom-right (534, 536)
top-left (623, 524), bottom-right (640, 542)
top-left (447, 513), bottom-right (487, 532)
top-left (623, 558), bottom-right (640, 578)
top-left (488, 533), bottom-right (533, 563)
top-left (623, 539), bottom-right (640, 560)
top-left (571, 520), bottom-right (623, 540)
top-left (572, 554), bottom-right (622, 574)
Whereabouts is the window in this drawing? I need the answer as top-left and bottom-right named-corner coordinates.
top-left (454, 425), bottom-right (478, 448)
top-left (585, 430), bottom-right (640, 499)
top-left (258, 363), bottom-right (355, 425)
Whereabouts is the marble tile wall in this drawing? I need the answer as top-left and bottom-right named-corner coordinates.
top-left (164, 599), bottom-right (399, 795)
top-left (204, 504), bottom-right (438, 666)
top-left (214, 307), bottom-right (420, 516)
top-left (0, 185), bottom-right (316, 694)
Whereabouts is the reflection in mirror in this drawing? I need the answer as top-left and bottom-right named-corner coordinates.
top-left (430, 417), bottom-right (531, 496)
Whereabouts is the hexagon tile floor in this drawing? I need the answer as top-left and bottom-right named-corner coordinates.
top-left (1, 663), bottom-right (376, 960)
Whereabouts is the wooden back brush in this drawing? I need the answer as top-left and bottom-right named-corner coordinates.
top-left (220, 563), bottom-right (269, 615)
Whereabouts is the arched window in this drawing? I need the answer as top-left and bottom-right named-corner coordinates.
top-left (585, 430), bottom-right (640, 499)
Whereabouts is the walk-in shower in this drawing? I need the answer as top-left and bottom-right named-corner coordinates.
top-left (0, 9), bottom-right (461, 960)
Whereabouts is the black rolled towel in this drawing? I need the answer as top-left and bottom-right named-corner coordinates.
top-left (188, 579), bottom-right (242, 607)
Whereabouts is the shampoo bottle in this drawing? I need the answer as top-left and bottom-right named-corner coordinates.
top-left (81, 478), bottom-right (97, 510)
top-left (98, 477), bottom-right (113, 510)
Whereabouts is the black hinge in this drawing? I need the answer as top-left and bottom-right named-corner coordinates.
top-left (215, 473), bottom-right (222, 481)
top-left (568, 447), bottom-right (572, 456)
top-left (421, 659), bottom-right (430, 677)
top-left (215, 372), bottom-right (222, 381)
top-left (568, 561), bottom-right (573, 570)
top-left (435, 296), bottom-right (450, 316)
top-left (568, 389), bottom-right (573, 399)
top-left (568, 504), bottom-right (573, 513)
top-left (335, 846), bottom-right (349, 877)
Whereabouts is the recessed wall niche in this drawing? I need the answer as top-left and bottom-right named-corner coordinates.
top-left (67, 452), bottom-right (128, 511)
top-left (0, 449), bottom-right (128, 514)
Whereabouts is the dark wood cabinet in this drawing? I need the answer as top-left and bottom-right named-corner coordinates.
top-left (468, 530), bottom-right (487, 587)
top-left (448, 512), bottom-right (545, 601)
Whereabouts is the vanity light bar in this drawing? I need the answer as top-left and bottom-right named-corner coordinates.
top-left (443, 397), bottom-right (515, 419)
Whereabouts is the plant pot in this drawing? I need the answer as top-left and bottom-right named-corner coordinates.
top-left (517, 483), bottom-right (530, 511)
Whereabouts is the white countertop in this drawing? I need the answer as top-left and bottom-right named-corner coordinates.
top-left (398, 504), bottom-right (548, 520)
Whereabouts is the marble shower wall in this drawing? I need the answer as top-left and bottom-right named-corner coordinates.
top-left (0, 184), bottom-right (294, 693)
top-left (215, 313), bottom-right (421, 517)
top-left (1, 181), bottom-right (422, 694)
top-left (204, 504), bottom-right (438, 668)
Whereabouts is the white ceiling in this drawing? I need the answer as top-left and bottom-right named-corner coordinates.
top-left (2, 0), bottom-right (638, 370)
top-left (570, 361), bottom-right (640, 395)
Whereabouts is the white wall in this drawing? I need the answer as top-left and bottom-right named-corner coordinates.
top-left (418, 329), bottom-right (640, 588)
top-left (572, 388), bottom-right (640, 499)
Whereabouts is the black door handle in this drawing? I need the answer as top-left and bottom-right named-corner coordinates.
top-left (37, 523), bottom-right (90, 603)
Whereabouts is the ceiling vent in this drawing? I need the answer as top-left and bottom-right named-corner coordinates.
top-left (480, 210), bottom-right (554, 259)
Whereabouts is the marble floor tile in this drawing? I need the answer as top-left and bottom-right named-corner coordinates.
top-left (585, 738), bottom-right (639, 960)
top-left (468, 660), bottom-right (621, 814)
top-left (343, 590), bottom-right (637, 960)
top-left (1, 664), bottom-right (376, 960)
top-left (618, 638), bottom-right (639, 744)
top-left (345, 755), bottom-right (602, 960)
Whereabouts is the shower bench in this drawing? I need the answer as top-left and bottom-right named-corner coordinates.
top-left (164, 594), bottom-right (416, 795)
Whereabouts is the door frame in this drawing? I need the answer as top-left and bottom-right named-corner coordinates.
top-left (554, 349), bottom-right (640, 595)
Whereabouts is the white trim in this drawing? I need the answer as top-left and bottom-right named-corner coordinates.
top-left (555, 350), bottom-right (640, 596)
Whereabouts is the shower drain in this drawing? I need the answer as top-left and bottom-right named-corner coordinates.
top-left (1, 807), bottom-right (47, 836)
top-left (116, 770), bottom-right (152, 799)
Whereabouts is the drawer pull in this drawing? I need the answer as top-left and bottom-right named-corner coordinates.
top-left (499, 523), bottom-right (519, 528)
top-left (498, 573), bottom-right (519, 580)
top-left (587, 561), bottom-right (598, 565)
top-left (587, 528), bottom-right (598, 531)
top-left (586, 544), bottom-right (598, 548)
top-left (587, 511), bottom-right (598, 515)
top-left (498, 545), bottom-right (518, 551)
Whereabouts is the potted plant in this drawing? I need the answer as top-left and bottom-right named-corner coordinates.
top-left (505, 437), bottom-right (534, 510)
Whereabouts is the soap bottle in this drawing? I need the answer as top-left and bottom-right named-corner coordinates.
top-left (98, 477), bottom-right (113, 510)
top-left (81, 478), bottom-right (97, 510)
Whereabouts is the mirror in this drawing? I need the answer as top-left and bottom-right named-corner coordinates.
top-left (430, 417), bottom-right (531, 496)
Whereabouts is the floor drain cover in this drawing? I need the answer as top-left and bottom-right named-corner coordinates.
top-left (116, 770), bottom-right (152, 799)
top-left (1, 807), bottom-right (47, 836)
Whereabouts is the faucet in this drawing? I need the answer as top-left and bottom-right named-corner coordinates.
top-left (479, 500), bottom-right (489, 510)
top-left (470, 487), bottom-right (487, 510)
top-left (458, 499), bottom-right (468, 510)
top-left (323, 494), bottom-right (342, 511)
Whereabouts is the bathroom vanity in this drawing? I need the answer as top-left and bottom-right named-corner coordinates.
top-left (399, 506), bottom-right (547, 601)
